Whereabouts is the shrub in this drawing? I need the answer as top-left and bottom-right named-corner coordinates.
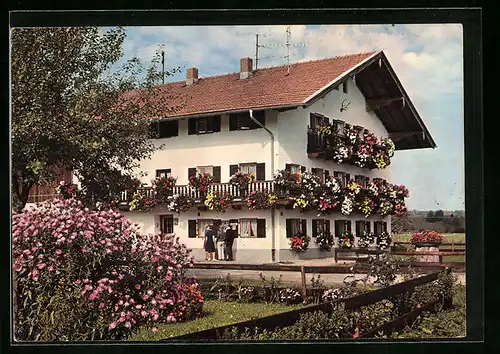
top-left (410, 230), bottom-right (444, 245)
top-left (189, 173), bottom-right (213, 194)
top-left (12, 198), bottom-right (203, 341)
top-left (246, 190), bottom-right (277, 210)
top-left (278, 288), bottom-right (303, 305)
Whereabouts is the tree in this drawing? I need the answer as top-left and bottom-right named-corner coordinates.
top-left (434, 209), bottom-right (444, 221)
top-left (11, 27), bottom-right (182, 210)
top-left (425, 210), bottom-right (435, 222)
top-left (391, 214), bottom-right (415, 234)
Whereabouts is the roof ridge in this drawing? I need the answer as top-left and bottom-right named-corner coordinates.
top-left (159, 51), bottom-right (379, 86)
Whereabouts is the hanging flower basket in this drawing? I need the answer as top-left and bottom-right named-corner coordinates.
top-left (246, 189), bottom-right (277, 210)
top-left (289, 230), bottom-right (310, 252)
top-left (153, 176), bottom-right (177, 202)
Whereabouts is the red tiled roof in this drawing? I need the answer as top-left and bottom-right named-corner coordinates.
top-left (154, 51), bottom-right (377, 118)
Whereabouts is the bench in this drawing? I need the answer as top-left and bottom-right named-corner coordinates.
top-left (334, 247), bottom-right (387, 263)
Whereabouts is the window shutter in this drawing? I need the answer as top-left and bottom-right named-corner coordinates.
top-left (229, 219), bottom-right (239, 237)
top-left (206, 117), bottom-right (213, 132)
top-left (383, 222), bottom-right (387, 232)
top-left (301, 219), bottom-right (307, 234)
top-left (346, 173), bottom-right (351, 184)
top-left (311, 168), bottom-right (317, 175)
top-left (286, 219), bottom-right (292, 238)
top-left (325, 220), bottom-right (331, 234)
top-left (301, 166), bottom-right (306, 173)
top-left (285, 164), bottom-right (291, 172)
top-left (324, 170), bottom-right (330, 181)
top-left (229, 164), bottom-right (239, 177)
top-left (229, 115), bottom-right (238, 131)
top-left (356, 221), bottom-right (361, 236)
top-left (188, 168), bottom-right (197, 178)
top-left (312, 219), bottom-right (318, 238)
top-left (309, 113), bottom-right (317, 129)
top-left (256, 163), bottom-right (265, 181)
top-left (213, 115), bottom-right (221, 132)
top-left (213, 166), bottom-right (221, 183)
top-left (188, 220), bottom-right (197, 238)
top-left (365, 221), bottom-right (371, 232)
top-left (346, 221), bottom-right (352, 233)
top-left (257, 219), bottom-right (266, 238)
top-left (188, 119), bottom-right (196, 135)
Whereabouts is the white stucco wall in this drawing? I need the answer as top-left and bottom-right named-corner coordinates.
top-left (277, 77), bottom-right (391, 182)
top-left (134, 111), bottom-right (278, 185)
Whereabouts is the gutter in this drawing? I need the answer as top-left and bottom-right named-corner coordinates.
top-left (249, 109), bottom-right (277, 263)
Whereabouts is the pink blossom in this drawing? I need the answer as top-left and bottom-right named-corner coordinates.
top-left (125, 321), bottom-right (131, 328)
top-left (119, 317), bottom-right (125, 323)
top-left (36, 263), bottom-right (46, 269)
top-left (141, 310), bottom-right (148, 317)
top-left (108, 322), bottom-right (116, 329)
top-left (55, 249), bottom-right (62, 255)
top-left (151, 327), bottom-right (158, 333)
top-left (135, 284), bottom-right (141, 290)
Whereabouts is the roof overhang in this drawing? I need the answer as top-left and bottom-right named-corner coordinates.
top-left (304, 51), bottom-right (436, 150)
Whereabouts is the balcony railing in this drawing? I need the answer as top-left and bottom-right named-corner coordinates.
top-left (307, 130), bottom-right (330, 154)
top-left (120, 180), bottom-right (277, 203)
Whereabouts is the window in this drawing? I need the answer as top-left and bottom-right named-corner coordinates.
top-left (240, 219), bottom-right (257, 238)
top-left (311, 168), bottom-right (324, 183)
top-left (355, 175), bottom-right (369, 188)
top-left (158, 120), bottom-right (179, 138)
top-left (334, 220), bottom-right (351, 237)
top-left (290, 164), bottom-right (301, 173)
top-left (188, 116), bottom-right (221, 135)
top-left (197, 166), bottom-right (213, 176)
top-left (160, 215), bottom-right (174, 234)
top-left (356, 220), bottom-right (371, 235)
top-left (286, 219), bottom-right (307, 238)
top-left (334, 171), bottom-right (349, 187)
top-left (312, 219), bottom-right (330, 238)
top-left (229, 111), bottom-right (265, 131)
top-left (333, 120), bottom-right (344, 136)
top-left (374, 221), bottom-right (387, 235)
top-left (156, 169), bottom-right (172, 178)
top-left (342, 81), bottom-right (348, 94)
top-left (240, 163), bottom-right (257, 177)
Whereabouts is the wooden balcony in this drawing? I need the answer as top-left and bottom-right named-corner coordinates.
top-left (307, 130), bottom-right (330, 154)
top-left (120, 180), bottom-right (278, 203)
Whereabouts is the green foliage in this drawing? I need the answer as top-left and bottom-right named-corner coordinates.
top-left (11, 27), bottom-right (181, 210)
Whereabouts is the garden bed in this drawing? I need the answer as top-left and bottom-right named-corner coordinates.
top-left (129, 300), bottom-right (305, 340)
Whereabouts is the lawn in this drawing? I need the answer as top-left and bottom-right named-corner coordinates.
top-left (130, 300), bottom-right (305, 341)
top-left (392, 233), bottom-right (465, 244)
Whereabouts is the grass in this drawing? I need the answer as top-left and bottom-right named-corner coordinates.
top-left (392, 233), bottom-right (465, 243)
top-left (130, 300), bottom-right (305, 341)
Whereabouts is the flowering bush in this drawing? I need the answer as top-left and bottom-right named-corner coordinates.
top-left (229, 172), bottom-right (254, 189)
top-left (278, 288), bottom-right (303, 305)
top-left (246, 190), bottom-right (277, 210)
top-left (358, 230), bottom-right (376, 248)
top-left (321, 288), bottom-right (343, 303)
top-left (129, 192), bottom-right (156, 212)
top-left (204, 191), bottom-right (233, 213)
top-left (237, 286), bottom-right (257, 303)
top-left (338, 231), bottom-right (354, 249)
top-left (358, 198), bottom-right (376, 218)
top-left (289, 231), bottom-right (310, 252)
top-left (12, 198), bottom-right (203, 341)
top-left (273, 170), bottom-right (302, 194)
top-left (315, 231), bottom-right (334, 251)
top-left (377, 231), bottom-right (392, 250)
top-left (189, 173), bottom-right (213, 194)
top-left (152, 176), bottom-right (177, 201)
top-left (293, 194), bottom-right (314, 213)
top-left (163, 194), bottom-right (195, 213)
top-left (410, 230), bottom-right (444, 245)
top-left (317, 196), bottom-right (338, 216)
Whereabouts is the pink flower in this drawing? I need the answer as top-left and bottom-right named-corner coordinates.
top-left (135, 284), bottom-right (141, 290)
top-left (141, 310), bottom-right (148, 317)
top-left (119, 317), bottom-right (125, 323)
top-left (152, 327), bottom-right (158, 333)
top-left (125, 321), bottom-right (131, 328)
top-left (55, 249), bottom-right (62, 255)
top-left (108, 322), bottom-right (116, 329)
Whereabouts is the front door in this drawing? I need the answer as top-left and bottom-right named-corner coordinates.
top-left (160, 215), bottom-right (174, 235)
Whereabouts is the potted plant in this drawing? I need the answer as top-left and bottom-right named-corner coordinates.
top-left (246, 189), bottom-right (277, 210)
top-left (189, 173), bottom-right (213, 198)
top-left (377, 231), bottom-right (392, 251)
top-left (338, 231), bottom-right (354, 249)
top-left (315, 231), bottom-right (334, 251)
top-left (153, 175), bottom-right (177, 202)
top-left (229, 171), bottom-right (254, 196)
top-left (289, 230), bottom-right (310, 252)
top-left (358, 230), bottom-right (376, 248)
top-left (410, 230), bottom-right (443, 262)
top-left (204, 191), bottom-right (234, 213)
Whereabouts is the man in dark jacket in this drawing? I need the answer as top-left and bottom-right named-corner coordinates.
top-left (224, 225), bottom-right (236, 261)
top-left (216, 224), bottom-right (227, 261)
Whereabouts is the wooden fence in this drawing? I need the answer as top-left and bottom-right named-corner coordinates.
top-left (163, 268), bottom-right (451, 341)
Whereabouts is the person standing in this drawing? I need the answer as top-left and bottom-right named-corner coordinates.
top-left (216, 223), bottom-right (227, 261)
top-left (204, 224), bottom-right (216, 261)
top-left (224, 225), bottom-right (236, 261)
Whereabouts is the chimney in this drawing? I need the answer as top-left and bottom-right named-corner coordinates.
top-left (186, 67), bottom-right (199, 86)
top-left (240, 57), bottom-right (253, 79)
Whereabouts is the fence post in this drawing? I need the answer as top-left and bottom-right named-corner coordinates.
top-left (300, 265), bottom-right (307, 301)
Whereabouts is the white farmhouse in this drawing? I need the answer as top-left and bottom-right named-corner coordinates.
top-left (104, 51), bottom-right (436, 263)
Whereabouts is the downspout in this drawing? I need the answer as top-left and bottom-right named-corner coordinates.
top-left (249, 109), bottom-right (276, 262)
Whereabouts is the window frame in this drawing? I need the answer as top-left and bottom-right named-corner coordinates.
top-left (290, 164), bottom-right (301, 174)
top-left (239, 219), bottom-right (258, 238)
top-left (197, 219), bottom-right (213, 238)
top-left (239, 163), bottom-right (257, 177)
top-left (160, 214), bottom-right (174, 235)
top-left (342, 81), bottom-right (348, 94)
top-left (229, 111), bottom-right (265, 131)
top-left (158, 120), bottom-right (179, 138)
top-left (156, 169), bottom-right (172, 178)
top-left (197, 165), bottom-right (213, 176)
top-left (334, 120), bottom-right (345, 136)
top-left (312, 167), bottom-right (324, 183)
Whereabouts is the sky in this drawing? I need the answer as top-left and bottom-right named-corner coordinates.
top-left (119, 24), bottom-right (464, 211)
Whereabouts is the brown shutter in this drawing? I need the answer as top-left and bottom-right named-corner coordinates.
top-left (213, 116), bottom-right (221, 132)
top-left (188, 119), bottom-right (196, 135)
top-left (312, 219), bottom-right (318, 238)
top-left (325, 220), bottom-right (330, 234)
top-left (309, 113), bottom-right (317, 129)
top-left (365, 221), bottom-right (371, 232)
top-left (311, 168), bottom-right (317, 176)
top-left (188, 168), bottom-right (197, 178)
top-left (346, 173), bottom-right (351, 184)
top-left (229, 114), bottom-right (238, 131)
top-left (301, 219), bottom-right (307, 233)
top-left (229, 219), bottom-right (239, 237)
top-left (256, 163), bottom-right (265, 181)
top-left (301, 166), bottom-right (306, 173)
top-left (356, 221), bottom-right (361, 236)
top-left (346, 220), bottom-right (352, 233)
top-left (285, 164), bottom-right (291, 172)
top-left (229, 164), bottom-right (239, 177)
top-left (257, 219), bottom-right (266, 238)
top-left (188, 220), bottom-right (197, 238)
top-left (324, 170), bottom-right (330, 181)
top-left (286, 219), bottom-right (292, 238)
top-left (212, 166), bottom-right (221, 183)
